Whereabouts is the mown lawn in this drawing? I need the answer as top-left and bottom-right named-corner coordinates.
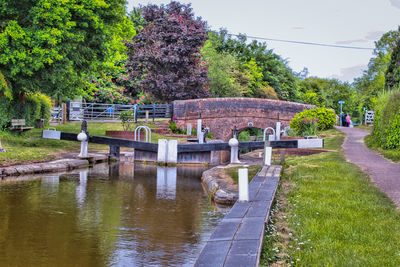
top-left (0, 121), bottom-right (169, 166)
top-left (261, 128), bottom-right (400, 266)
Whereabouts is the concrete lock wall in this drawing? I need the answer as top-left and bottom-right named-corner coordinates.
top-left (173, 98), bottom-right (314, 141)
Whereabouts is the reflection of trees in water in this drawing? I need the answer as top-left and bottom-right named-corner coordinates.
top-left (0, 179), bottom-right (108, 267)
top-left (0, 163), bottom-right (222, 266)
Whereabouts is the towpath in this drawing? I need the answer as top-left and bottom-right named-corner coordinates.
top-left (337, 126), bottom-right (400, 206)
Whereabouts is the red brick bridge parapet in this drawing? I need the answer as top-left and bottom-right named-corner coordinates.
top-left (173, 98), bottom-right (314, 141)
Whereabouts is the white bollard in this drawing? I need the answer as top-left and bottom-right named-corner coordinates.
top-left (197, 119), bottom-right (202, 140)
top-left (167, 140), bottom-right (178, 164)
top-left (198, 131), bottom-right (204, 144)
top-left (229, 137), bottom-right (241, 164)
top-left (187, 123), bottom-right (192, 136)
top-left (275, 122), bottom-right (281, 141)
top-left (238, 168), bottom-right (249, 202)
top-left (157, 139), bottom-right (168, 163)
top-left (77, 131), bottom-right (88, 157)
top-left (264, 145), bottom-right (272, 166)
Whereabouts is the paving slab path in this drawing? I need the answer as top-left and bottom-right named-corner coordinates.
top-left (337, 126), bottom-right (400, 206)
top-left (195, 165), bottom-right (281, 267)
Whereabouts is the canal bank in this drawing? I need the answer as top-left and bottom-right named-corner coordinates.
top-left (195, 164), bottom-right (281, 266)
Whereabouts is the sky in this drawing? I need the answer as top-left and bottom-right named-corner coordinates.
top-left (126, 0), bottom-right (400, 83)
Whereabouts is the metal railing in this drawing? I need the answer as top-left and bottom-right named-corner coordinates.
top-left (58, 102), bottom-right (173, 121)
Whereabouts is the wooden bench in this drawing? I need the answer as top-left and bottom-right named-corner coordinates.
top-left (10, 119), bottom-right (33, 132)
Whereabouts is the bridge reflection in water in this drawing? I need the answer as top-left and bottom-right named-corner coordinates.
top-left (0, 163), bottom-right (224, 267)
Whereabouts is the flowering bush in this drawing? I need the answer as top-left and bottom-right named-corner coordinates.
top-left (86, 75), bottom-right (134, 104)
top-left (290, 107), bottom-right (336, 135)
top-left (301, 117), bottom-right (319, 136)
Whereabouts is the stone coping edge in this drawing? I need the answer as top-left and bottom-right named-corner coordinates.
top-left (202, 165), bottom-right (248, 205)
top-left (0, 154), bottom-right (108, 178)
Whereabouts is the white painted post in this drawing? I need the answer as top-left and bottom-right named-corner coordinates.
top-left (264, 143), bottom-right (272, 166)
top-left (186, 123), bottom-right (192, 136)
top-left (197, 119), bottom-right (202, 140)
top-left (167, 140), bottom-right (178, 164)
top-left (145, 111), bottom-right (149, 124)
top-left (198, 131), bottom-right (204, 144)
top-left (77, 131), bottom-right (88, 157)
top-left (238, 168), bottom-right (249, 202)
top-left (157, 139), bottom-right (168, 163)
top-left (228, 137), bottom-right (241, 164)
top-left (275, 122), bottom-right (281, 141)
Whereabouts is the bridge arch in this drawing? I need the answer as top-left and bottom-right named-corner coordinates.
top-left (173, 98), bottom-right (314, 141)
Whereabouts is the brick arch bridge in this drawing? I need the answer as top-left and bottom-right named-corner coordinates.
top-left (173, 98), bottom-right (314, 141)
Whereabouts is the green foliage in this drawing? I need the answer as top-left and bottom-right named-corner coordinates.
top-left (372, 90), bottom-right (400, 149)
top-left (119, 110), bottom-right (134, 131)
top-left (290, 107), bottom-right (336, 135)
top-left (202, 37), bottom-right (246, 97)
top-left (238, 130), bottom-right (251, 141)
top-left (385, 39), bottom-right (400, 90)
top-left (353, 26), bottom-right (400, 110)
top-left (0, 93), bottom-right (52, 130)
top-left (209, 30), bottom-right (299, 101)
top-left (298, 77), bottom-right (359, 120)
top-left (168, 121), bottom-right (184, 134)
top-left (0, 0), bottom-right (134, 99)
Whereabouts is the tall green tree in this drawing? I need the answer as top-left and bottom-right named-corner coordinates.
top-left (353, 26), bottom-right (400, 109)
top-left (0, 0), bottom-right (133, 100)
top-left (210, 30), bottom-right (298, 101)
top-left (385, 39), bottom-right (400, 89)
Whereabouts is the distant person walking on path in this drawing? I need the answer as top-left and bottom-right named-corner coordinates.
top-left (346, 114), bottom-right (351, 127)
top-left (341, 112), bottom-right (348, 127)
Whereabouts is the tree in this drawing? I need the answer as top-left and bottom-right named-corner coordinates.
top-left (353, 27), bottom-right (400, 109)
top-left (124, 1), bottom-right (209, 102)
top-left (210, 30), bottom-right (299, 101)
top-left (0, 0), bottom-right (132, 100)
top-left (385, 39), bottom-right (400, 89)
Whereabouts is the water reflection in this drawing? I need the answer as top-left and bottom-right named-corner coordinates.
top-left (0, 163), bottom-right (225, 267)
top-left (157, 167), bottom-right (177, 200)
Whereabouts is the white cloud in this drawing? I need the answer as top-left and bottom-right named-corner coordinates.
top-left (330, 64), bottom-right (367, 82)
top-left (390, 0), bottom-right (400, 9)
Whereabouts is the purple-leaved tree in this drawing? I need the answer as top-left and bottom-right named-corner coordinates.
top-left (125, 1), bottom-right (210, 102)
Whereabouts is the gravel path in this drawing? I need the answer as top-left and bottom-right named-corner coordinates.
top-left (337, 126), bottom-right (400, 206)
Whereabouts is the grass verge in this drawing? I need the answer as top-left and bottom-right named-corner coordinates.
top-left (261, 129), bottom-right (400, 266)
top-left (224, 165), bottom-right (262, 184)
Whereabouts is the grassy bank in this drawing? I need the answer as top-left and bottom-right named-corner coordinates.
top-left (364, 134), bottom-right (400, 163)
top-left (261, 129), bottom-right (400, 266)
top-left (0, 122), bottom-right (168, 166)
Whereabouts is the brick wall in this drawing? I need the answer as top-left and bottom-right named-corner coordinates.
top-left (173, 98), bottom-right (314, 141)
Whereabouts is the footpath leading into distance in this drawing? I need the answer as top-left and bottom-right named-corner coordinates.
top-left (337, 126), bottom-right (400, 206)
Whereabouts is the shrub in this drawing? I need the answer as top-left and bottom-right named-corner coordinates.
top-left (169, 121), bottom-right (184, 134)
top-left (238, 131), bottom-right (251, 141)
top-left (372, 90), bottom-right (400, 149)
top-left (119, 110), bottom-right (134, 131)
top-left (0, 92), bottom-right (52, 130)
top-left (290, 107), bottom-right (336, 135)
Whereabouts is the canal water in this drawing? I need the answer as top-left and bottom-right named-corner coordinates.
top-left (0, 163), bottom-right (226, 266)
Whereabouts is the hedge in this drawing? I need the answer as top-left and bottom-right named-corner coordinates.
top-left (372, 90), bottom-right (400, 149)
top-left (0, 93), bottom-right (52, 131)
